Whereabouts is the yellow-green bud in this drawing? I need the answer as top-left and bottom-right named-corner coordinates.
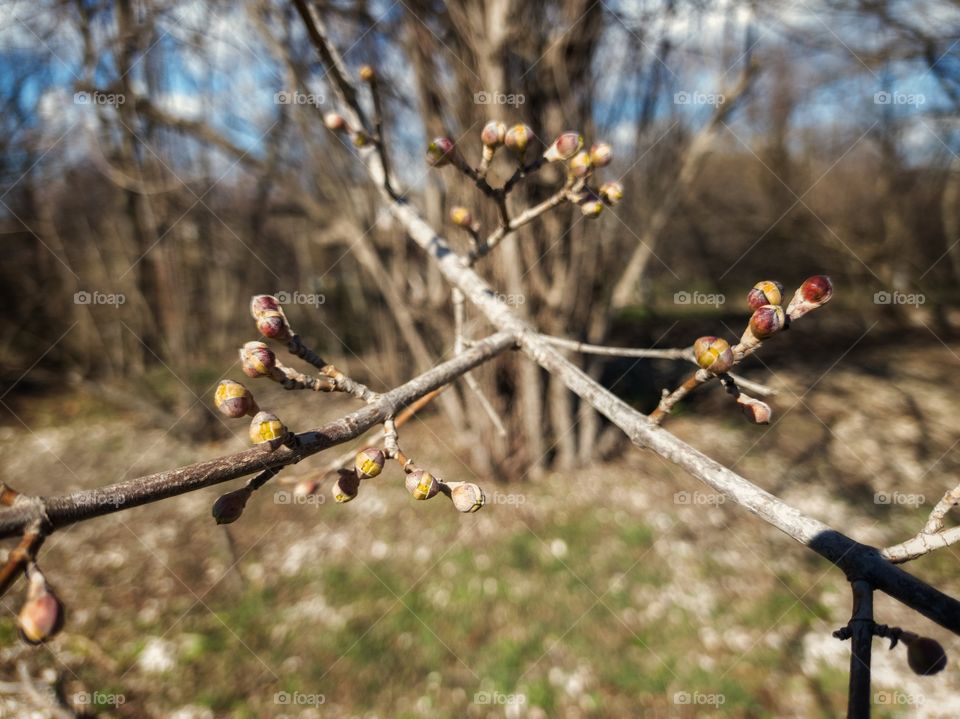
top-left (693, 336), bottom-right (734, 374)
top-left (214, 380), bottom-right (258, 418)
top-left (249, 410), bottom-right (287, 445)
top-left (405, 469), bottom-right (439, 500)
top-left (450, 206), bottom-right (473, 227)
top-left (355, 447), bottom-right (386, 480)
top-left (333, 472), bottom-right (360, 503)
top-left (568, 151), bottom-right (592, 178)
top-left (747, 280), bottom-right (784, 311)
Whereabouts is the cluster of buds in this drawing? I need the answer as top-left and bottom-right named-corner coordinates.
top-left (18, 565), bottom-right (63, 645)
top-left (332, 447), bottom-right (386, 504)
top-left (550, 134), bottom-right (616, 218)
top-left (401, 468), bottom-right (484, 513)
top-left (739, 275), bottom-right (832, 352)
top-left (323, 111), bottom-right (369, 148)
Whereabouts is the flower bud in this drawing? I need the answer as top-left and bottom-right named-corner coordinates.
top-left (250, 294), bottom-right (281, 319)
top-left (543, 131), bottom-right (583, 162)
top-left (212, 487), bottom-right (252, 525)
top-left (450, 206), bottom-right (473, 228)
top-left (504, 124), bottom-right (533, 158)
top-left (405, 469), bottom-right (439, 500)
top-left (249, 410), bottom-right (287, 444)
top-left (738, 396), bottom-right (772, 424)
top-left (352, 131), bottom-right (370, 148)
top-left (748, 304), bottom-right (786, 339)
top-left (256, 311), bottom-right (292, 342)
top-left (598, 180), bottom-right (624, 206)
top-left (214, 380), bottom-right (258, 418)
top-left (448, 481), bottom-right (485, 513)
top-left (359, 65), bottom-right (375, 82)
top-left (786, 275), bottom-right (834, 320)
top-left (426, 137), bottom-right (456, 167)
top-left (747, 280), bottom-right (784, 311)
top-left (579, 198), bottom-right (604, 218)
top-left (693, 336), bottom-right (734, 374)
top-left (240, 341), bottom-right (276, 378)
top-left (589, 142), bottom-right (612, 167)
top-left (333, 472), bottom-right (360, 503)
top-left (323, 112), bottom-right (346, 132)
top-left (568, 151), bottom-right (592, 178)
top-left (18, 570), bottom-right (64, 645)
top-left (481, 120), bottom-right (507, 148)
top-left (905, 635), bottom-right (947, 676)
top-left (355, 447), bottom-right (386, 480)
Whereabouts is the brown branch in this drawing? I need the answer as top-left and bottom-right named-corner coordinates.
top-left (0, 332), bottom-right (517, 537)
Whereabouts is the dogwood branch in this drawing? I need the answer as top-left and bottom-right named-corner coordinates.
top-left (292, 16), bottom-right (960, 636)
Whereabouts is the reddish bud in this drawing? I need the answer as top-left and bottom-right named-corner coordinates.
top-left (212, 487), bottom-right (252, 525)
top-left (802, 275), bottom-right (833, 304)
top-left (249, 410), bottom-right (287, 444)
top-left (738, 396), bottom-right (772, 424)
top-left (250, 294), bottom-right (281, 319)
top-left (18, 570), bottom-right (64, 645)
top-left (504, 124), bottom-right (533, 158)
top-left (693, 336), bottom-right (734, 374)
top-left (323, 112), bottom-right (347, 132)
top-left (598, 180), bottom-right (624, 206)
top-left (448, 482), bottom-right (485, 513)
top-left (568, 151), bottom-right (592, 178)
top-left (746, 280), bottom-right (784, 311)
top-left (905, 635), bottom-right (947, 676)
top-left (240, 341), bottom-right (276, 378)
top-left (543, 131), bottom-right (584, 162)
top-left (589, 142), bottom-right (612, 167)
top-left (214, 380), bottom-right (258, 418)
top-left (333, 471), bottom-right (361, 503)
top-left (355, 447), bottom-right (386, 480)
top-left (293, 478), bottom-right (321, 496)
top-left (405, 469), bottom-right (439, 500)
top-left (256, 311), bottom-right (291, 342)
top-left (481, 120), bottom-right (507, 148)
top-left (450, 206), bottom-right (473, 228)
top-left (426, 137), bottom-right (456, 167)
top-left (748, 304), bottom-right (786, 339)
